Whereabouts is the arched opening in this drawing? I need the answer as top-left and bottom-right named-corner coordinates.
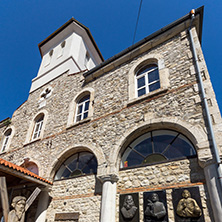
top-left (54, 151), bottom-right (98, 180)
top-left (120, 129), bottom-right (196, 169)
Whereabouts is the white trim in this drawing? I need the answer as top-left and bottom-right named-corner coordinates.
top-left (0, 126), bottom-right (15, 153)
top-left (128, 54), bottom-right (169, 102)
top-left (24, 110), bottom-right (49, 145)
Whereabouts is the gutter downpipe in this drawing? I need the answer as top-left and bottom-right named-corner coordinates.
top-left (188, 9), bottom-right (222, 220)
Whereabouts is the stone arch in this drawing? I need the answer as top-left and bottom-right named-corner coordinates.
top-left (49, 143), bottom-right (106, 180)
top-left (67, 87), bottom-right (95, 127)
top-left (109, 117), bottom-right (209, 173)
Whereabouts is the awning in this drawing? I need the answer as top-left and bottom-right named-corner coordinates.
top-left (0, 158), bottom-right (52, 187)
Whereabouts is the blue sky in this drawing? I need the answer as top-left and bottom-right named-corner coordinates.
top-left (0, 1), bottom-right (222, 121)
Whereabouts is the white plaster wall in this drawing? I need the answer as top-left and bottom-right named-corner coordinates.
top-left (30, 59), bottom-right (79, 92)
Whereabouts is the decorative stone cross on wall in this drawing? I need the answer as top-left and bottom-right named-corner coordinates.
top-left (41, 88), bottom-right (51, 99)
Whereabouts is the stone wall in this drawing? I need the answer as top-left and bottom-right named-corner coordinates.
top-left (0, 27), bottom-right (220, 221)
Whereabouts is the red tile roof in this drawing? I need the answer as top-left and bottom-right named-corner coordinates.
top-left (0, 158), bottom-right (52, 185)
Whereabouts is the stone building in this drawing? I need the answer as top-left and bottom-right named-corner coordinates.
top-left (0, 6), bottom-right (222, 222)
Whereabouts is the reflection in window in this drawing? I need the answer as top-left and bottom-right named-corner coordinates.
top-left (75, 95), bottom-right (90, 122)
top-left (136, 64), bottom-right (160, 97)
top-left (121, 130), bottom-right (196, 169)
top-left (1, 129), bottom-right (12, 152)
top-left (32, 114), bottom-right (44, 140)
top-left (54, 152), bottom-right (98, 180)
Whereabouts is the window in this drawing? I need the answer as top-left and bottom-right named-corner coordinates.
top-left (32, 114), bottom-right (44, 140)
top-left (121, 130), bottom-right (196, 169)
top-left (67, 88), bottom-right (94, 128)
top-left (75, 95), bottom-right (90, 122)
top-left (1, 129), bottom-right (12, 152)
top-left (54, 151), bottom-right (98, 180)
top-left (128, 55), bottom-right (170, 102)
top-left (136, 64), bottom-right (160, 97)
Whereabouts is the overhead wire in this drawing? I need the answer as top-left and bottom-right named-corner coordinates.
top-left (132, 0), bottom-right (143, 45)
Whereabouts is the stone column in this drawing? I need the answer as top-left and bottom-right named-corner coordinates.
top-left (98, 174), bottom-right (119, 222)
top-left (203, 163), bottom-right (222, 222)
top-left (35, 188), bottom-right (50, 222)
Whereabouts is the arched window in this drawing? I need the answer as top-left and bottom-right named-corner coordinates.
top-left (54, 151), bottom-right (98, 180)
top-left (1, 129), bottom-right (12, 152)
top-left (32, 114), bottom-right (44, 140)
top-left (121, 130), bottom-right (196, 169)
top-left (75, 94), bottom-right (90, 122)
top-left (136, 64), bottom-right (160, 97)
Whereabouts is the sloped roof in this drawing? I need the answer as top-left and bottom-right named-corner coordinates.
top-left (0, 158), bottom-right (52, 186)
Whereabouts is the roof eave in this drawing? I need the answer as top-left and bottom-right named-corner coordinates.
top-left (83, 6), bottom-right (204, 79)
top-left (38, 18), bottom-right (104, 61)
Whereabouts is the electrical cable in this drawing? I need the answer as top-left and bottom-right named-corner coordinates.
top-left (132, 0), bottom-right (143, 45)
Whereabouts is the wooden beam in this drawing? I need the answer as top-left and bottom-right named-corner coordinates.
top-left (0, 177), bottom-right (9, 222)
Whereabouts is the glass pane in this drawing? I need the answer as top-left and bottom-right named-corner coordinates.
top-left (149, 81), bottom-right (160, 92)
top-left (148, 69), bottom-right (159, 83)
top-left (138, 88), bottom-right (146, 97)
top-left (87, 157), bottom-right (98, 174)
top-left (165, 135), bottom-right (196, 159)
top-left (76, 115), bottom-right (81, 122)
top-left (138, 65), bottom-right (157, 76)
top-left (79, 95), bottom-right (90, 103)
top-left (134, 138), bottom-right (152, 157)
top-left (84, 101), bottom-right (89, 111)
top-left (67, 158), bottom-right (77, 171)
top-left (61, 168), bottom-right (71, 179)
top-left (35, 123), bottom-right (40, 132)
top-left (125, 150), bottom-right (144, 167)
top-left (78, 153), bottom-right (93, 171)
top-left (152, 131), bottom-right (176, 153)
top-left (5, 129), bottom-right (12, 136)
top-left (77, 105), bottom-right (83, 114)
top-left (83, 112), bottom-right (88, 119)
top-left (137, 76), bottom-right (145, 88)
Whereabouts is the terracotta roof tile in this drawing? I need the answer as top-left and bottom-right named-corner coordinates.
top-left (0, 158), bottom-right (52, 185)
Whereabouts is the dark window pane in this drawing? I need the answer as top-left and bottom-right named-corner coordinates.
top-left (153, 134), bottom-right (175, 153)
top-left (77, 105), bottom-right (83, 114)
top-left (138, 65), bottom-right (157, 76)
top-left (137, 76), bottom-right (145, 88)
top-left (125, 150), bottom-right (144, 167)
top-left (134, 138), bottom-right (152, 157)
top-left (84, 101), bottom-right (90, 111)
top-left (79, 95), bottom-right (90, 103)
top-left (76, 115), bottom-right (81, 122)
top-left (78, 153), bottom-right (93, 171)
top-left (148, 69), bottom-right (159, 83)
top-left (83, 112), bottom-right (88, 119)
top-left (61, 168), bottom-right (71, 179)
top-left (138, 88), bottom-right (146, 97)
top-left (149, 81), bottom-right (160, 92)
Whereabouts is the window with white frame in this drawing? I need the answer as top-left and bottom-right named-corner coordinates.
top-left (1, 129), bottom-right (12, 153)
top-left (75, 95), bottom-right (90, 122)
top-left (136, 64), bottom-right (160, 97)
top-left (32, 114), bottom-right (44, 140)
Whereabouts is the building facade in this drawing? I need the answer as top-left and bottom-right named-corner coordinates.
top-left (0, 6), bottom-right (222, 222)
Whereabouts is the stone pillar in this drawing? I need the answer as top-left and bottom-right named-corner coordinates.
top-left (98, 174), bottom-right (119, 222)
top-left (204, 163), bottom-right (222, 221)
top-left (35, 188), bottom-right (50, 222)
